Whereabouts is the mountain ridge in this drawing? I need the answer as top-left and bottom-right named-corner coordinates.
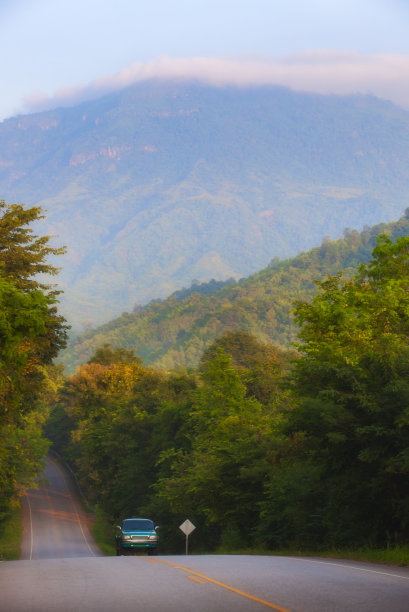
top-left (60, 212), bottom-right (409, 373)
top-left (2, 81), bottom-right (409, 327)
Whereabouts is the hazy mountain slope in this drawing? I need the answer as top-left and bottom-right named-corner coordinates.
top-left (1, 81), bottom-right (409, 327)
top-left (60, 212), bottom-right (409, 373)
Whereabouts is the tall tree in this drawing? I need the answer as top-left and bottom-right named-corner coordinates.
top-left (0, 276), bottom-right (54, 523)
top-left (0, 200), bottom-right (68, 361)
top-left (0, 201), bottom-right (68, 529)
top-left (152, 348), bottom-right (285, 549)
top-left (0, 200), bottom-right (65, 290)
top-left (286, 235), bottom-right (409, 545)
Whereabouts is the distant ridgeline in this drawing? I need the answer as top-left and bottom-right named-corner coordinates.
top-left (60, 212), bottom-right (409, 373)
top-left (2, 82), bottom-right (409, 328)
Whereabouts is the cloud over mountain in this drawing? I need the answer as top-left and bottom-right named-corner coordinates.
top-left (23, 51), bottom-right (409, 114)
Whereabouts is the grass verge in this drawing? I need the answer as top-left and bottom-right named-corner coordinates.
top-left (0, 502), bottom-right (22, 561)
top-left (91, 507), bottom-right (116, 556)
top-left (216, 546), bottom-right (409, 567)
top-left (313, 547), bottom-right (409, 567)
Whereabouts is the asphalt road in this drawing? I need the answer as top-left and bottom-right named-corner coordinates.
top-left (20, 456), bottom-right (101, 560)
top-left (1, 457), bottom-right (409, 612)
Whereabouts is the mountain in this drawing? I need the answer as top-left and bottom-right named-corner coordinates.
top-left (60, 212), bottom-right (409, 374)
top-left (1, 80), bottom-right (409, 328)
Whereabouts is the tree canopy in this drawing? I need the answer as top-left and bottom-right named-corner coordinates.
top-left (0, 200), bottom-right (65, 291)
top-left (46, 234), bottom-right (409, 552)
top-left (0, 201), bottom-right (67, 531)
top-left (285, 235), bottom-right (409, 545)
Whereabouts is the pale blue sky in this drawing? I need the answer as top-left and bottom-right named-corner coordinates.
top-left (1, 0), bottom-right (409, 120)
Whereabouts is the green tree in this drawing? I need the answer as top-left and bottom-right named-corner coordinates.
top-left (200, 330), bottom-right (296, 406)
top-left (153, 349), bottom-right (286, 549)
top-left (0, 200), bottom-right (68, 361)
top-left (0, 201), bottom-right (68, 531)
top-left (286, 235), bottom-right (409, 546)
top-left (0, 200), bottom-right (65, 290)
top-left (0, 276), bottom-right (54, 523)
top-left (88, 343), bottom-right (141, 365)
top-left (0, 277), bottom-right (49, 411)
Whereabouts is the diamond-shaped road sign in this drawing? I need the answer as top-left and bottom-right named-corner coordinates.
top-left (179, 519), bottom-right (196, 536)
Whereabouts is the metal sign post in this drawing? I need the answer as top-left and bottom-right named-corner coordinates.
top-left (179, 519), bottom-right (196, 555)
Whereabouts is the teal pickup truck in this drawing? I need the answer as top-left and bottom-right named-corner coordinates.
top-left (116, 518), bottom-right (159, 555)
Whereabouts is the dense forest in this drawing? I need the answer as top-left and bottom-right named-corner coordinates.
top-left (62, 211), bottom-right (409, 373)
top-left (2, 200), bottom-right (409, 555)
top-left (48, 232), bottom-right (409, 552)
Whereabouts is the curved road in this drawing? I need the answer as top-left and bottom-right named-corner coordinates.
top-left (20, 456), bottom-right (101, 560)
top-left (1, 457), bottom-right (409, 611)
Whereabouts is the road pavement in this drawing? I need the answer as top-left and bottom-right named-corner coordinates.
top-left (2, 553), bottom-right (409, 612)
top-left (20, 456), bottom-right (101, 560)
top-left (1, 457), bottom-right (409, 611)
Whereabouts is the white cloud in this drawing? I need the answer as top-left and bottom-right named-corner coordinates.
top-left (23, 51), bottom-right (409, 113)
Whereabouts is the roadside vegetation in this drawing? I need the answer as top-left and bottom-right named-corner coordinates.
top-left (214, 546), bottom-right (409, 567)
top-left (0, 502), bottom-right (22, 561)
top-left (312, 547), bottom-right (409, 566)
top-left (47, 234), bottom-right (409, 559)
top-left (0, 200), bottom-right (67, 556)
top-left (1, 199), bottom-right (408, 564)
top-left (91, 507), bottom-right (117, 556)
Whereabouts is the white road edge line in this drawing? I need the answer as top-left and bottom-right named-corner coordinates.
top-left (24, 492), bottom-right (33, 561)
top-left (53, 458), bottom-right (95, 557)
top-left (291, 557), bottom-right (409, 581)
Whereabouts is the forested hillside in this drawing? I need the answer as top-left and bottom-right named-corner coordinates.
top-left (61, 211), bottom-right (409, 373)
top-left (48, 234), bottom-right (409, 553)
top-left (2, 82), bottom-right (409, 327)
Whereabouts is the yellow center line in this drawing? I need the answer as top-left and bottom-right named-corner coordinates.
top-left (187, 575), bottom-right (208, 585)
top-left (154, 559), bottom-right (292, 612)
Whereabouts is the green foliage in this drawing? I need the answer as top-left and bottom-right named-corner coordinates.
top-left (0, 501), bottom-right (22, 561)
top-left (0, 278), bottom-right (55, 524)
top-left (88, 343), bottom-right (141, 365)
top-left (258, 459), bottom-right (325, 549)
top-left (0, 276), bottom-right (54, 527)
top-left (0, 202), bottom-right (67, 536)
top-left (52, 352), bottom-right (194, 526)
top-left (48, 334), bottom-right (292, 552)
top-left (47, 231), bottom-right (409, 553)
top-left (0, 200), bottom-right (68, 362)
top-left (285, 235), bottom-right (409, 546)
top-left (62, 213), bottom-right (409, 374)
top-left (152, 349), bottom-right (276, 547)
top-left (91, 506), bottom-right (117, 556)
top-left (0, 200), bottom-right (65, 291)
top-left (0, 279), bottom-right (46, 409)
top-left (200, 330), bottom-right (296, 406)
